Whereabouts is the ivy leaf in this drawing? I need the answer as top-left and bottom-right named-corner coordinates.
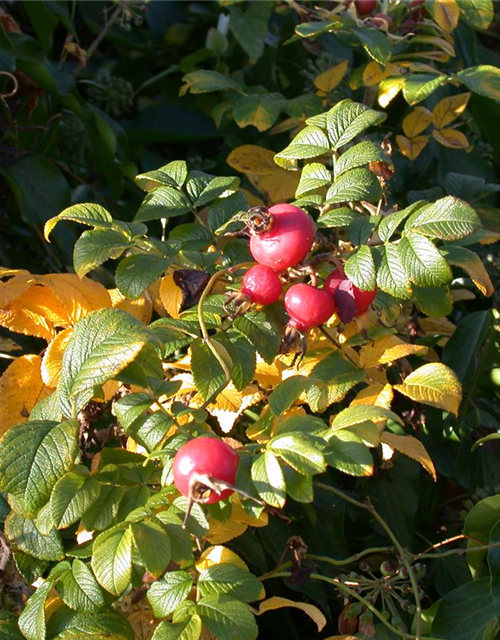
top-left (115, 254), bottom-right (172, 299)
top-left (268, 432), bottom-right (325, 476)
top-left (394, 362), bottom-right (462, 415)
top-left (325, 168), bottom-right (382, 205)
top-left (376, 244), bottom-right (412, 299)
top-left (73, 229), bottom-right (131, 278)
top-left (344, 245), bottom-right (376, 291)
top-left (57, 559), bottom-right (105, 612)
top-left (0, 419), bottom-right (79, 516)
top-left (326, 100), bottom-right (386, 150)
top-left (18, 579), bottom-right (52, 640)
top-left (51, 467), bottom-right (101, 529)
top-left (198, 564), bottom-right (263, 603)
top-left (196, 595), bottom-right (258, 640)
top-left (131, 521), bottom-right (171, 576)
top-left (233, 311), bottom-right (280, 364)
top-left (134, 187), bottom-right (192, 223)
top-left (398, 234), bottom-right (452, 287)
top-left (91, 524), bottom-right (134, 596)
top-left (251, 452), bottom-right (286, 508)
top-left (147, 571), bottom-right (194, 617)
top-left (325, 431), bottom-right (373, 477)
top-left (405, 196), bottom-right (480, 240)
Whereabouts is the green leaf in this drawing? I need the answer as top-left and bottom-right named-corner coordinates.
top-left (413, 286), bottom-right (453, 317)
top-left (326, 100), bottom-right (386, 150)
top-left (404, 196), bottom-right (480, 240)
top-left (0, 619), bottom-right (24, 640)
top-left (325, 168), bottom-right (382, 204)
top-left (378, 201), bottom-right (426, 242)
top-left (296, 162), bottom-right (331, 197)
top-left (5, 512), bottom-right (64, 561)
top-left (376, 244), bottom-right (412, 299)
top-left (354, 28), bottom-right (392, 64)
top-left (134, 187), bottom-right (192, 223)
top-left (152, 616), bottom-right (202, 640)
top-left (198, 564), bottom-right (263, 603)
top-left (344, 245), bottom-right (376, 290)
top-left (488, 518), bottom-right (500, 614)
top-left (464, 496), bottom-right (500, 577)
top-left (431, 578), bottom-right (497, 640)
top-left (58, 308), bottom-right (153, 415)
top-left (233, 93), bottom-right (284, 132)
top-left (81, 484), bottom-right (125, 532)
top-left (180, 70), bottom-right (242, 94)
top-left (147, 571), bottom-right (194, 617)
top-left (51, 467), bottom-right (101, 529)
top-left (398, 234), bottom-right (452, 287)
top-left (115, 254), bottom-right (171, 299)
top-left (131, 521), bottom-right (171, 576)
top-left (191, 338), bottom-right (227, 402)
top-left (91, 524), bottom-right (133, 596)
top-left (170, 498), bottom-right (209, 538)
top-left (317, 207), bottom-right (360, 228)
top-left (209, 192), bottom-right (248, 234)
top-left (18, 579), bottom-right (52, 640)
top-left (228, 1), bottom-right (272, 63)
top-left (282, 465), bottom-right (314, 503)
top-left (456, 0), bottom-right (494, 29)
top-left (325, 431), bottom-right (373, 476)
top-left (196, 595), bottom-right (258, 640)
top-left (306, 351), bottom-right (365, 413)
top-left (251, 452), bottom-right (286, 508)
top-left (268, 432), bottom-right (325, 475)
top-left (331, 405), bottom-right (403, 430)
top-left (44, 203), bottom-right (113, 240)
top-left (193, 176), bottom-right (239, 208)
top-left (114, 393), bottom-right (152, 428)
top-left (233, 311), bottom-right (280, 364)
top-left (156, 513), bottom-right (193, 565)
top-left (135, 161), bottom-right (188, 192)
top-left (73, 229), bottom-right (131, 278)
top-left (403, 74), bottom-right (447, 105)
top-left (443, 310), bottom-right (491, 383)
top-left (217, 331), bottom-right (256, 392)
top-left (269, 376), bottom-right (312, 416)
top-left (57, 559), bottom-right (105, 612)
top-left (335, 141), bottom-right (390, 177)
top-left (348, 216), bottom-right (381, 246)
top-left (274, 126), bottom-right (330, 170)
top-left (47, 606), bottom-right (134, 640)
top-left (457, 65), bottom-right (500, 101)
top-left (0, 419), bottom-right (79, 517)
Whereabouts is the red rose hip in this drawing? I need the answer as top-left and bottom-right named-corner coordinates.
top-left (241, 264), bottom-right (282, 305)
top-left (354, 0), bottom-right (377, 15)
top-left (324, 267), bottom-right (377, 316)
top-left (284, 283), bottom-right (335, 331)
top-left (249, 204), bottom-right (315, 272)
top-left (173, 437), bottom-right (239, 504)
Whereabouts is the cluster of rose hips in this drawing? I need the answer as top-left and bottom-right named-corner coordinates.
top-left (351, 0), bottom-right (427, 33)
top-left (236, 203), bottom-right (376, 335)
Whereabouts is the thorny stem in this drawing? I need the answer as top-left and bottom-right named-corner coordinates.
top-left (314, 482), bottom-right (423, 640)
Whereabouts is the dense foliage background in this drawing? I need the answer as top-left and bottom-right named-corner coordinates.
top-left (1, 1), bottom-right (500, 640)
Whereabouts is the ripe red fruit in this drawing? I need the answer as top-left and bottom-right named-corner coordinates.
top-left (324, 268), bottom-right (377, 317)
top-left (410, 0), bottom-right (427, 20)
top-left (173, 437), bottom-right (239, 504)
top-left (354, 0), bottom-right (377, 15)
top-left (241, 264), bottom-right (282, 305)
top-left (249, 204), bottom-right (315, 273)
top-left (284, 283), bottom-right (335, 331)
top-left (372, 12), bottom-right (393, 30)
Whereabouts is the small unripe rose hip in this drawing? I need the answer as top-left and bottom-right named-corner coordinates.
top-left (249, 204), bottom-right (315, 273)
top-left (173, 437), bottom-right (239, 504)
top-left (241, 265), bottom-right (282, 305)
top-left (284, 283), bottom-right (335, 331)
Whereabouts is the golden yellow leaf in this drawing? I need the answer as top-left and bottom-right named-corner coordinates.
top-left (109, 288), bottom-right (153, 324)
top-left (432, 92), bottom-right (470, 128)
top-left (147, 280), bottom-right (167, 317)
top-left (227, 145), bottom-right (280, 175)
top-left (241, 188), bottom-right (265, 207)
top-left (351, 383), bottom-right (394, 409)
top-left (430, 0), bottom-right (460, 31)
top-left (44, 595), bottom-right (64, 622)
top-left (314, 60), bottom-right (349, 94)
top-left (363, 61), bottom-right (390, 87)
top-left (257, 597), bottom-right (327, 632)
top-left (402, 106), bottom-right (433, 138)
top-left (253, 170), bottom-right (300, 203)
top-left (207, 518), bottom-right (249, 545)
top-left (18, 284), bottom-right (70, 327)
top-left (378, 76), bottom-right (405, 107)
top-left (254, 356), bottom-right (284, 389)
top-left (444, 248), bottom-right (494, 297)
top-left (394, 362), bottom-right (462, 416)
top-left (195, 545), bottom-right (249, 572)
top-left (396, 134), bottom-right (429, 160)
top-left (419, 317), bottom-right (456, 337)
top-left (208, 384), bottom-right (263, 433)
top-left (0, 355), bottom-right (52, 436)
top-left (359, 335), bottom-right (428, 369)
top-left (39, 274), bottom-right (111, 325)
top-left (0, 276), bottom-right (32, 306)
top-left (231, 498), bottom-right (269, 528)
top-left (432, 128), bottom-right (471, 150)
top-left (413, 35), bottom-right (456, 57)
top-left (0, 301), bottom-right (55, 340)
top-left (381, 432), bottom-right (437, 480)
top-left (41, 328), bottom-right (73, 387)
top-left (159, 272), bottom-right (183, 319)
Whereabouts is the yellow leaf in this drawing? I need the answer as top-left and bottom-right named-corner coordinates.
top-left (227, 145), bottom-right (280, 175)
top-left (252, 170), bottom-right (300, 203)
top-left (254, 356), bottom-right (284, 389)
top-left (413, 35), bottom-right (456, 57)
top-left (208, 384), bottom-right (263, 433)
top-left (195, 545), bottom-right (249, 572)
top-left (432, 128), bottom-right (471, 150)
top-left (430, 0), bottom-right (460, 31)
top-left (241, 188), bottom-right (265, 207)
top-left (207, 518), bottom-right (248, 545)
top-left (159, 272), bottom-right (183, 319)
top-left (381, 432), bottom-right (437, 480)
top-left (402, 106), bottom-right (433, 138)
top-left (147, 280), bottom-right (167, 318)
top-left (17, 284), bottom-right (70, 327)
top-left (314, 60), bottom-right (349, 94)
top-left (351, 383), bottom-right (394, 409)
top-left (444, 248), bottom-right (494, 297)
top-left (363, 61), bottom-right (388, 87)
top-left (41, 328), bottom-right (73, 387)
top-left (396, 134), bottom-right (428, 160)
top-left (39, 274), bottom-right (111, 325)
top-left (231, 497), bottom-right (269, 528)
top-left (378, 76), bottom-right (405, 108)
top-left (419, 317), bottom-right (456, 337)
top-left (0, 355), bottom-right (52, 436)
top-left (359, 335), bottom-right (428, 369)
top-left (432, 93), bottom-right (470, 128)
top-left (109, 288), bottom-right (153, 324)
top-left (257, 597), bottom-right (327, 632)
top-left (0, 298), bottom-right (56, 341)
top-left (394, 362), bottom-right (462, 416)
top-left (0, 276), bottom-right (32, 306)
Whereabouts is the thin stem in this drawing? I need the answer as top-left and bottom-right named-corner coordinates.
top-left (415, 540), bottom-right (500, 560)
top-left (84, 5), bottom-right (122, 65)
top-left (308, 547), bottom-right (392, 568)
top-left (314, 482), bottom-right (423, 640)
